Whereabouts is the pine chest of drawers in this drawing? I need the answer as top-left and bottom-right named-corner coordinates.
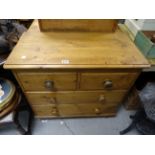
top-left (4, 20), bottom-right (149, 118)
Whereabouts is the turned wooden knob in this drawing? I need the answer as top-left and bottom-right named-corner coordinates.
top-left (99, 95), bottom-right (105, 103)
top-left (44, 80), bottom-right (54, 90)
top-left (103, 80), bottom-right (113, 89)
top-left (51, 107), bottom-right (58, 115)
top-left (94, 108), bottom-right (101, 114)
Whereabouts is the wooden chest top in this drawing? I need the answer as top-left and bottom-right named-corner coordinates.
top-left (4, 20), bottom-right (149, 69)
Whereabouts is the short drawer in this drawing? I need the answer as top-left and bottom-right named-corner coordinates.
top-left (31, 103), bottom-right (118, 118)
top-left (16, 71), bottom-right (77, 91)
top-left (26, 90), bottom-right (127, 105)
top-left (80, 72), bottom-right (139, 90)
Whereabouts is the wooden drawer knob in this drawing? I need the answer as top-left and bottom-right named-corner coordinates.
top-left (44, 80), bottom-right (54, 90)
top-left (51, 107), bottom-right (58, 115)
top-left (103, 80), bottom-right (113, 89)
top-left (94, 108), bottom-right (101, 114)
top-left (99, 95), bottom-right (105, 103)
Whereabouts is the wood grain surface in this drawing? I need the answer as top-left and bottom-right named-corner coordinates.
top-left (25, 90), bottom-right (127, 105)
top-left (38, 19), bottom-right (118, 32)
top-left (4, 20), bottom-right (149, 69)
top-left (31, 103), bottom-right (118, 117)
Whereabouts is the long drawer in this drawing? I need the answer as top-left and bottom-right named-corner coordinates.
top-left (25, 90), bottom-right (127, 105)
top-left (80, 72), bottom-right (139, 90)
top-left (31, 103), bottom-right (118, 118)
top-left (16, 71), bottom-right (77, 91)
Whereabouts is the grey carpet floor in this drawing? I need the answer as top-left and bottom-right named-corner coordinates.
top-left (0, 106), bottom-right (139, 135)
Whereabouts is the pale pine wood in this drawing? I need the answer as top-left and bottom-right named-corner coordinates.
top-left (38, 19), bottom-right (118, 32)
top-left (3, 20), bottom-right (150, 118)
top-left (4, 20), bottom-right (149, 69)
top-left (80, 72), bottom-right (139, 90)
top-left (58, 103), bottom-right (117, 117)
top-left (16, 71), bottom-right (77, 91)
top-left (25, 90), bottom-right (127, 105)
top-left (30, 104), bottom-right (59, 117)
top-left (31, 103), bottom-right (117, 118)
top-left (15, 69), bottom-right (139, 91)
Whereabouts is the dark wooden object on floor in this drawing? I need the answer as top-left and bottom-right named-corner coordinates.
top-left (124, 87), bottom-right (141, 110)
top-left (0, 78), bottom-right (33, 135)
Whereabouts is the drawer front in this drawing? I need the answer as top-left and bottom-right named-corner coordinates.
top-left (31, 103), bottom-right (118, 118)
top-left (17, 71), bottom-right (77, 91)
top-left (26, 90), bottom-right (127, 105)
top-left (31, 104), bottom-right (59, 118)
top-left (80, 72), bottom-right (139, 90)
